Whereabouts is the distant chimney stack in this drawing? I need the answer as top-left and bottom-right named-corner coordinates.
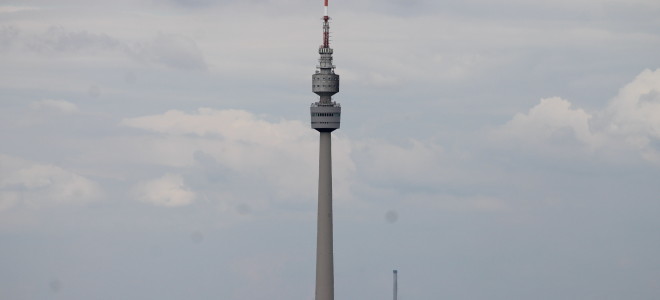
top-left (393, 270), bottom-right (398, 300)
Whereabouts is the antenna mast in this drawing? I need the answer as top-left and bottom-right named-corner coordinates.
top-left (323, 0), bottom-right (330, 48)
top-left (393, 270), bottom-right (398, 300)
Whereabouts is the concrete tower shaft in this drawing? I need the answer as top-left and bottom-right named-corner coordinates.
top-left (315, 131), bottom-right (334, 300)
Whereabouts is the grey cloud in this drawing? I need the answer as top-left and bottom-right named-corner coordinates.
top-left (0, 25), bottom-right (19, 50)
top-left (25, 26), bottom-right (120, 53)
top-left (2, 25), bottom-right (207, 70)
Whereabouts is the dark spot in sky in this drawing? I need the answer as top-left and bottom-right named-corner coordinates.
top-left (385, 210), bottom-right (398, 223)
top-left (49, 279), bottom-right (62, 293)
top-left (190, 231), bottom-right (204, 244)
top-left (88, 85), bottom-right (100, 97)
top-left (236, 203), bottom-right (252, 215)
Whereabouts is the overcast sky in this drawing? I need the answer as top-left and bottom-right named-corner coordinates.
top-left (2, 0), bottom-right (660, 299)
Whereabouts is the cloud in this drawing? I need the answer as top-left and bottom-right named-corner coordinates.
top-left (2, 26), bottom-right (207, 71)
top-left (601, 69), bottom-right (660, 161)
top-left (120, 108), bottom-right (312, 145)
top-left (29, 99), bottom-right (79, 113)
top-left (133, 173), bottom-right (196, 207)
top-left (0, 6), bottom-right (39, 14)
top-left (494, 97), bottom-right (598, 148)
top-left (603, 69), bottom-right (660, 138)
top-left (119, 108), bottom-right (343, 203)
top-left (0, 154), bottom-right (101, 211)
top-left (25, 26), bottom-right (120, 54)
top-left (117, 108), bottom-right (496, 213)
top-left (493, 68), bottom-right (660, 162)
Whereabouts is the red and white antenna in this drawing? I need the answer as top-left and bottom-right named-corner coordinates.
top-left (324, 0), bottom-right (329, 17)
top-left (322, 0), bottom-right (330, 48)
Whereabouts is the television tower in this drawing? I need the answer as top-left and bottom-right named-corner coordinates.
top-left (310, 1), bottom-right (340, 300)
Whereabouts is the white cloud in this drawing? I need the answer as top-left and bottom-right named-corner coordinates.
top-left (0, 154), bottom-right (101, 210)
top-left (133, 173), bottom-right (196, 207)
top-left (601, 69), bottom-right (660, 161)
top-left (603, 69), bottom-right (660, 137)
top-left (119, 108), bottom-right (316, 173)
top-left (121, 108), bottom-right (308, 143)
top-left (29, 99), bottom-right (79, 113)
top-left (120, 108), bottom-right (349, 202)
top-left (493, 69), bottom-right (660, 162)
top-left (494, 97), bottom-right (598, 148)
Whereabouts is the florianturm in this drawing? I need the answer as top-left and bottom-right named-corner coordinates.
top-left (310, 1), bottom-right (340, 300)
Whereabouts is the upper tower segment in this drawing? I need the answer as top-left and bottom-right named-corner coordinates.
top-left (323, 0), bottom-right (329, 47)
top-left (311, 0), bottom-right (341, 132)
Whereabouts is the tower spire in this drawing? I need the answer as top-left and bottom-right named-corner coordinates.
top-left (323, 0), bottom-right (330, 48)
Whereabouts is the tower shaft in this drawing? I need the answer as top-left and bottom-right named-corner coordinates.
top-left (315, 132), bottom-right (334, 300)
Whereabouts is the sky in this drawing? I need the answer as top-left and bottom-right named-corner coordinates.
top-left (1, 0), bottom-right (660, 299)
